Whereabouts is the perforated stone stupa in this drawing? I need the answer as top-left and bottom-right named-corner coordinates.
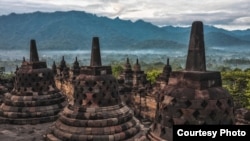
top-left (147, 21), bottom-right (235, 141)
top-left (154, 58), bottom-right (172, 89)
top-left (0, 39), bottom-right (66, 124)
top-left (45, 37), bottom-right (145, 141)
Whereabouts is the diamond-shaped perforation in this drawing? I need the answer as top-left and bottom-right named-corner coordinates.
top-left (193, 110), bottom-right (200, 118)
top-left (201, 100), bottom-right (208, 108)
top-left (185, 100), bottom-right (192, 107)
top-left (216, 100), bottom-right (222, 108)
top-left (87, 101), bottom-right (92, 106)
top-left (209, 111), bottom-right (216, 120)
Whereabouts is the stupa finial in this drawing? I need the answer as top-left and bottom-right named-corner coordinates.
top-left (30, 39), bottom-right (39, 62)
top-left (185, 21), bottom-right (206, 71)
top-left (90, 37), bottom-right (102, 66)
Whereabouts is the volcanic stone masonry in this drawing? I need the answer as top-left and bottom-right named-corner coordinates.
top-left (154, 58), bottom-right (172, 89)
top-left (55, 56), bottom-right (70, 80)
top-left (45, 37), bottom-right (147, 141)
top-left (0, 39), bottom-right (66, 124)
top-left (147, 21), bottom-right (235, 141)
top-left (53, 56), bottom-right (74, 101)
top-left (0, 76), bottom-right (14, 104)
top-left (118, 58), bottom-right (154, 121)
top-left (118, 58), bottom-right (134, 107)
top-left (141, 58), bottom-right (173, 121)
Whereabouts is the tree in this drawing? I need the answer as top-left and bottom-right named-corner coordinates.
top-left (221, 70), bottom-right (250, 109)
top-left (111, 63), bottom-right (124, 78)
top-left (146, 69), bottom-right (161, 84)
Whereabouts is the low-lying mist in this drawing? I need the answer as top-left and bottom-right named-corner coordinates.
top-left (1, 45), bottom-right (250, 73)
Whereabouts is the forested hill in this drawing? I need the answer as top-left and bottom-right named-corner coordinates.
top-left (0, 11), bottom-right (250, 50)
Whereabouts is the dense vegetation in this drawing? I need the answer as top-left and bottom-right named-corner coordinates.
top-left (0, 72), bottom-right (14, 81)
top-left (221, 69), bottom-right (250, 109)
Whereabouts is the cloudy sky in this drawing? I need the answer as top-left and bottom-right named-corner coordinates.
top-left (0, 0), bottom-right (249, 30)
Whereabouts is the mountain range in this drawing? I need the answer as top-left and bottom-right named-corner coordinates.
top-left (0, 10), bottom-right (250, 50)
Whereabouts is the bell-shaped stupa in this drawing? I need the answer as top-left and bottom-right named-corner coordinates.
top-left (0, 39), bottom-right (66, 124)
top-left (45, 37), bottom-right (145, 141)
top-left (147, 21), bottom-right (235, 141)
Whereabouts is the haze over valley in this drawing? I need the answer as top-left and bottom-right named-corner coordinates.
top-left (0, 11), bottom-right (250, 72)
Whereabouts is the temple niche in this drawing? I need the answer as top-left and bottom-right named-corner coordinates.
top-left (147, 21), bottom-right (235, 141)
top-left (0, 39), bottom-right (66, 124)
top-left (45, 37), bottom-right (147, 141)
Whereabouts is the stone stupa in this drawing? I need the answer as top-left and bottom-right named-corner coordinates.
top-left (154, 58), bottom-right (172, 89)
top-left (45, 37), bottom-right (146, 141)
top-left (0, 39), bottom-right (66, 124)
top-left (147, 21), bottom-right (235, 141)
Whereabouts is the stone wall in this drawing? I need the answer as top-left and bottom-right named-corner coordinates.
top-left (54, 79), bottom-right (73, 101)
top-left (133, 94), bottom-right (157, 121)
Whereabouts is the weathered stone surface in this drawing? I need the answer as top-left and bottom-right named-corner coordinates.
top-left (118, 57), bottom-right (152, 121)
top-left (30, 39), bottom-right (39, 62)
top-left (0, 39), bottom-right (66, 124)
top-left (185, 21), bottom-right (206, 71)
top-left (235, 108), bottom-right (250, 125)
top-left (156, 58), bottom-right (172, 86)
top-left (147, 21), bottom-right (235, 141)
top-left (136, 58), bottom-right (173, 123)
top-left (45, 37), bottom-right (146, 141)
top-left (90, 37), bottom-right (102, 67)
top-left (0, 78), bottom-right (14, 105)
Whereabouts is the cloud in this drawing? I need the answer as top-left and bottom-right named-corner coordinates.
top-left (232, 17), bottom-right (250, 25)
top-left (0, 0), bottom-right (249, 30)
